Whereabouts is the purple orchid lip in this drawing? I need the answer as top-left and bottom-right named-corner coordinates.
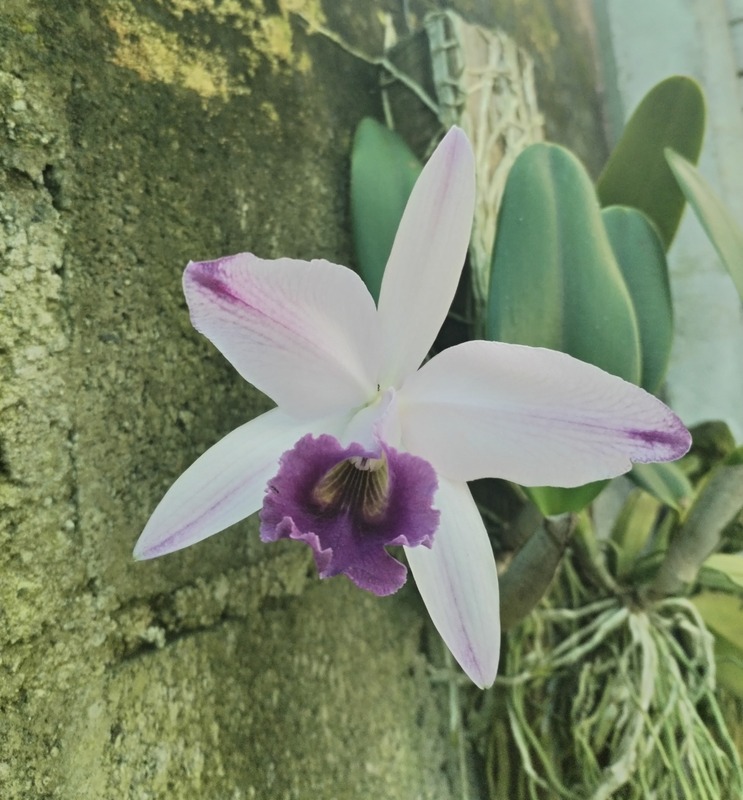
top-left (259, 434), bottom-right (440, 596)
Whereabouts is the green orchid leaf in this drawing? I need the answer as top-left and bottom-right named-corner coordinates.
top-left (693, 590), bottom-right (743, 653)
top-left (350, 118), bottom-right (422, 302)
top-left (698, 565), bottom-right (743, 594)
top-left (629, 461), bottom-right (694, 512)
top-left (487, 142), bottom-right (641, 516)
top-left (597, 76), bottom-right (705, 249)
top-left (701, 553), bottom-right (743, 591)
top-left (692, 594), bottom-right (743, 698)
top-left (665, 148), bottom-right (743, 301)
top-left (713, 635), bottom-right (743, 700)
top-left (487, 142), bottom-right (641, 381)
top-left (526, 483), bottom-right (606, 517)
top-left (602, 206), bottom-right (673, 393)
top-left (610, 488), bottom-right (662, 579)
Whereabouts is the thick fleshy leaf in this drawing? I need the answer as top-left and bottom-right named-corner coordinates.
top-left (694, 592), bottom-right (743, 699)
top-left (702, 554), bottom-right (743, 591)
top-left (405, 478), bottom-right (500, 688)
top-left (377, 126), bottom-right (476, 387)
top-left (399, 341), bottom-right (691, 487)
top-left (596, 76), bottom-right (705, 248)
top-left (666, 148), bottom-right (743, 301)
top-left (693, 591), bottom-right (743, 654)
top-left (487, 142), bottom-right (641, 386)
top-left (712, 635), bottom-right (743, 700)
top-left (134, 409), bottom-right (346, 559)
top-left (629, 461), bottom-right (693, 511)
top-left (527, 482), bottom-right (606, 516)
top-left (602, 206), bottom-right (673, 393)
top-left (350, 118), bottom-right (422, 303)
top-left (487, 144), bottom-right (643, 515)
top-left (184, 256), bottom-right (381, 418)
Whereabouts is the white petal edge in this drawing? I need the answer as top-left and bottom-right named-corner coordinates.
top-left (134, 408), bottom-right (348, 559)
top-left (377, 127), bottom-right (476, 388)
top-left (405, 478), bottom-right (501, 689)
top-left (184, 255), bottom-right (381, 418)
top-left (399, 341), bottom-right (691, 486)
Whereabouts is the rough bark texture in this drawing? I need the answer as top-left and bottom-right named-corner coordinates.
top-left (0, 0), bottom-right (604, 797)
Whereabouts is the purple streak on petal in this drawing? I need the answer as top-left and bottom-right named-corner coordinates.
top-left (623, 418), bottom-right (692, 460)
top-left (188, 261), bottom-right (286, 337)
top-left (183, 255), bottom-right (381, 417)
top-left (260, 434), bottom-right (439, 596)
top-left (190, 265), bottom-right (243, 305)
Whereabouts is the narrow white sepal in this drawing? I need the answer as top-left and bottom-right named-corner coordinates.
top-left (134, 408), bottom-right (347, 559)
top-left (405, 477), bottom-right (501, 688)
top-left (377, 127), bottom-right (476, 388)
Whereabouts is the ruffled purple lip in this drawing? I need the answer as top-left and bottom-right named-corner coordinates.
top-left (259, 434), bottom-right (440, 596)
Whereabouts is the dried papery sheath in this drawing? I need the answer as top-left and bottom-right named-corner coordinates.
top-left (381, 10), bottom-right (544, 317)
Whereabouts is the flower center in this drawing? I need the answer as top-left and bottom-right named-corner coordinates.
top-left (261, 433), bottom-right (440, 596)
top-left (311, 453), bottom-right (390, 524)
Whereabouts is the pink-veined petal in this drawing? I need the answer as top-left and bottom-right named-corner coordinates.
top-left (377, 127), bottom-right (476, 387)
top-left (405, 478), bottom-right (500, 689)
top-left (399, 341), bottom-right (691, 486)
top-left (134, 408), bottom-right (349, 560)
top-left (184, 255), bottom-right (381, 418)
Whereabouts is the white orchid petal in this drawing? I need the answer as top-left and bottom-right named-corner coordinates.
top-left (184, 255), bottom-right (381, 418)
top-left (134, 409), bottom-right (347, 559)
top-left (406, 478), bottom-right (500, 689)
top-left (399, 341), bottom-right (691, 486)
top-left (378, 127), bottom-right (475, 387)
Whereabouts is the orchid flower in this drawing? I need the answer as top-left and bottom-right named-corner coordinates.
top-left (134, 127), bottom-right (691, 688)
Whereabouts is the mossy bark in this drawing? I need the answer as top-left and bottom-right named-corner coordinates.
top-left (0, 1), bottom-right (605, 797)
